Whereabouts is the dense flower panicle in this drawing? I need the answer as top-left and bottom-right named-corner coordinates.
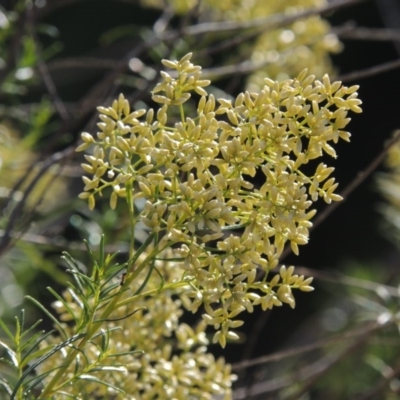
top-left (76, 52), bottom-right (361, 348)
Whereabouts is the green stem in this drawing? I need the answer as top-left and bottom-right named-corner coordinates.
top-left (126, 181), bottom-right (135, 259)
top-left (179, 104), bottom-right (185, 124)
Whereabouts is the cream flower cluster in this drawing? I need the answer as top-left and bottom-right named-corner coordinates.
top-left (76, 53), bottom-right (361, 347)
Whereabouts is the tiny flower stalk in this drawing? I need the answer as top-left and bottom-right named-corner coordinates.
top-left (34, 52), bottom-right (361, 398)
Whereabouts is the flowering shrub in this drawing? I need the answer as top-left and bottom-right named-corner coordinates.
top-left (0, 53), bottom-right (361, 399)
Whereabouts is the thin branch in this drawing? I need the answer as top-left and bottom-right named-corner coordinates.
top-left (182, 0), bottom-right (369, 36)
top-left (199, 59), bottom-right (272, 80)
top-left (338, 27), bottom-right (400, 42)
top-left (286, 336), bottom-right (367, 400)
top-left (0, 146), bottom-right (75, 256)
top-left (47, 58), bottom-right (124, 71)
top-left (45, 30), bottom-right (400, 86)
top-left (231, 321), bottom-right (383, 371)
top-left (42, 1), bottom-right (370, 84)
top-left (28, 8), bottom-right (69, 120)
top-left (337, 58), bottom-right (400, 82)
top-left (233, 334), bottom-right (372, 399)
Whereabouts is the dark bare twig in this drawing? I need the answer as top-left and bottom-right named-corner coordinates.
top-left (338, 27), bottom-right (400, 42)
top-left (54, 26), bottom-right (400, 77)
top-left (286, 338), bottom-right (368, 400)
top-left (235, 316), bottom-right (392, 399)
top-left (337, 58), bottom-right (400, 82)
top-left (27, 7), bottom-right (69, 120)
top-left (47, 58), bottom-right (125, 71)
top-left (0, 0), bottom-right (179, 258)
top-left (0, 146), bottom-right (75, 256)
top-left (182, 0), bottom-right (368, 36)
top-left (40, 0), bottom-right (369, 84)
top-left (232, 321), bottom-right (384, 372)
top-left (233, 333), bottom-right (374, 399)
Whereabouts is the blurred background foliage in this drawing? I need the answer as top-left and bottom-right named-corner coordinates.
top-left (1, 0), bottom-right (400, 398)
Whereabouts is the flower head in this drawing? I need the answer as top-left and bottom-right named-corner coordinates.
top-left (76, 53), bottom-right (361, 346)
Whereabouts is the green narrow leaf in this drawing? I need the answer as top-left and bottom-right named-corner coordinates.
top-left (25, 296), bottom-right (68, 340)
top-left (154, 265), bottom-right (165, 291)
top-left (23, 365), bottom-right (62, 395)
top-left (21, 330), bottom-right (56, 368)
top-left (70, 344), bottom-right (89, 367)
top-left (83, 239), bottom-right (97, 266)
top-left (77, 374), bottom-right (125, 394)
top-left (0, 340), bottom-right (18, 367)
top-left (20, 319), bottom-right (43, 341)
top-left (91, 326), bottom-right (121, 340)
top-left (99, 329), bottom-right (109, 353)
top-left (99, 234), bottom-right (105, 268)
top-left (101, 262), bottom-right (127, 288)
top-left (108, 349), bottom-right (144, 358)
top-left (47, 287), bottom-right (78, 324)
top-left (73, 353), bottom-right (80, 376)
top-left (67, 271), bottom-right (96, 295)
top-left (127, 233), bottom-right (155, 270)
top-left (133, 258), bottom-right (155, 296)
top-left (20, 329), bottom-right (47, 355)
top-left (61, 252), bottom-right (85, 274)
top-left (0, 376), bottom-right (13, 395)
top-left (99, 283), bottom-right (121, 301)
top-left (14, 316), bottom-right (21, 348)
top-left (10, 333), bottom-right (86, 399)
top-left (0, 318), bottom-right (15, 341)
top-left (61, 253), bottom-right (85, 294)
top-left (0, 357), bottom-right (18, 370)
top-left (90, 365), bottom-right (127, 372)
top-left (63, 287), bottom-right (92, 329)
top-left (98, 307), bottom-right (145, 323)
top-left (104, 251), bottom-right (121, 270)
top-left (19, 309), bottom-right (25, 337)
top-left (54, 390), bottom-right (81, 399)
top-left (65, 286), bottom-right (84, 310)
